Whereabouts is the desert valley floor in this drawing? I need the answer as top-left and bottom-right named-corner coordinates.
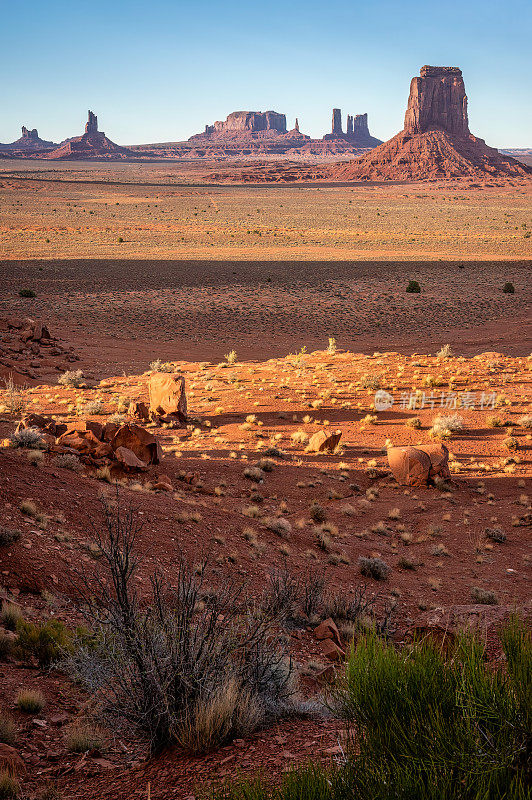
top-left (0, 160), bottom-right (530, 799)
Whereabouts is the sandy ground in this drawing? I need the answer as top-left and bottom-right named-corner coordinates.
top-left (0, 163), bottom-right (530, 799)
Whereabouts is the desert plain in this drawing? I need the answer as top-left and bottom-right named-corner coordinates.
top-left (0, 158), bottom-right (531, 799)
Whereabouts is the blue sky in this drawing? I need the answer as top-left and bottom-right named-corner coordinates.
top-left (2, 0), bottom-right (531, 147)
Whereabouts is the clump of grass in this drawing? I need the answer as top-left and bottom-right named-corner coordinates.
top-left (502, 282), bottom-right (515, 293)
top-left (430, 413), bottom-right (464, 439)
top-left (64, 722), bottom-right (105, 753)
top-left (224, 350), bottom-right (237, 365)
top-left (406, 280), bottom-right (421, 293)
top-left (326, 337), bottom-right (337, 354)
top-left (243, 466), bottom-right (263, 483)
top-left (0, 528), bottom-right (21, 547)
top-left (518, 414), bottom-right (532, 429)
top-left (81, 400), bottom-right (103, 415)
top-left (503, 436), bottom-right (519, 451)
top-left (265, 517), bottom-right (292, 539)
top-left (0, 715), bottom-right (16, 746)
top-left (361, 375), bottom-right (381, 390)
top-left (18, 288), bottom-right (36, 298)
top-left (149, 359), bottom-right (174, 373)
top-left (53, 453), bottom-right (82, 472)
top-left (0, 771), bottom-right (19, 798)
top-left (470, 586), bottom-right (498, 605)
top-left (58, 370), bottom-right (84, 388)
top-left (487, 416), bottom-right (504, 428)
top-left (0, 603), bottom-right (23, 632)
top-left (15, 690), bottom-right (45, 714)
top-left (310, 502), bottom-right (327, 524)
top-left (436, 344), bottom-right (453, 359)
top-left (175, 679), bottom-right (262, 754)
top-left (2, 378), bottom-right (26, 415)
top-left (358, 556), bottom-right (390, 581)
top-left (405, 416), bottom-right (421, 429)
top-left (9, 427), bottom-right (44, 449)
top-left (26, 449), bottom-right (44, 466)
top-left (16, 619), bottom-right (74, 667)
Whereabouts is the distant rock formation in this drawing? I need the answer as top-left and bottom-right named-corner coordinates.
top-left (196, 110), bottom-right (288, 140)
top-left (43, 110), bottom-right (132, 160)
top-left (323, 109), bottom-right (382, 148)
top-left (0, 126), bottom-right (56, 152)
top-left (85, 110), bottom-right (99, 135)
top-left (332, 109), bottom-right (342, 135)
top-left (328, 66), bottom-right (531, 182)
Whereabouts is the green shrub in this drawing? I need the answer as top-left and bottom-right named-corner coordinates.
top-left (210, 620), bottom-right (532, 800)
top-left (406, 280), bottom-right (421, 293)
top-left (18, 289), bottom-right (36, 298)
top-left (16, 619), bottom-right (73, 667)
top-left (503, 282), bottom-right (515, 293)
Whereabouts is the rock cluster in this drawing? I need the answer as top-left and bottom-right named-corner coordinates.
top-left (0, 127), bottom-right (56, 152)
top-left (323, 109), bottom-right (382, 147)
top-left (0, 317), bottom-right (79, 383)
top-left (16, 415), bottom-right (163, 471)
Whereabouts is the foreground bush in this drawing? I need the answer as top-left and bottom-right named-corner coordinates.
top-left (67, 495), bottom-right (297, 753)
top-left (210, 619), bottom-right (532, 800)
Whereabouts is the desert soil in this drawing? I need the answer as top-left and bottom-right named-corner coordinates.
top-left (0, 160), bottom-right (530, 799)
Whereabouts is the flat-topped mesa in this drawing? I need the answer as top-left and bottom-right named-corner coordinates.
top-left (404, 66), bottom-right (469, 137)
top-left (211, 110), bottom-right (287, 135)
top-left (85, 110), bottom-right (99, 135)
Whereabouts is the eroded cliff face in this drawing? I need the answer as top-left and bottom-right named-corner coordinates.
top-left (404, 66), bottom-right (469, 137)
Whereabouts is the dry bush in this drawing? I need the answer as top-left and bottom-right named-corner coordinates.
top-left (58, 370), bottom-right (84, 388)
top-left (9, 428), bottom-right (44, 449)
top-left (53, 453), bottom-right (82, 472)
top-left (0, 528), bottom-right (21, 547)
top-left (66, 494), bottom-right (297, 753)
top-left (358, 557), bottom-right (390, 581)
top-left (2, 377), bottom-right (27, 415)
top-left (470, 586), bottom-right (498, 605)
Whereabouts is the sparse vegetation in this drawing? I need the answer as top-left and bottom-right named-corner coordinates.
top-left (18, 288), bottom-right (36, 298)
top-left (212, 618), bottom-right (532, 800)
top-left (470, 586), bottom-right (498, 605)
top-left (0, 528), bottom-right (22, 547)
top-left (0, 771), bottom-right (19, 799)
top-left (9, 427), bottom-right (44, 449)
top-left (503, 282), bottom-right (515, 293)
top-left (358, 556), bottom-right (390, 581)
top-left (15, 690), bottom-right (45, 714)
top-left (53, 453), bottom-right (83, 472)
top-left (2, 378), bottom-right (26, 415)
top-left (58, 370), bottom-right (84, 388)
top-left (406, 279), bottom-right (421, 293)
top-left (66, 496), bottom-right (297, 753)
